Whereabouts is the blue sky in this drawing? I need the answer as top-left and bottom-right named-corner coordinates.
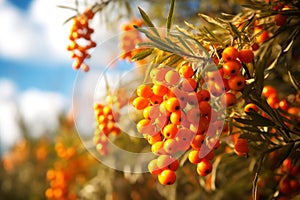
top-left (0, 0), bottom-right (138, 153)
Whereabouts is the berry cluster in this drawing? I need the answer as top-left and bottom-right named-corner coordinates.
top-left (132, 62), bottom-right (225, 185)
top-left (66, 8), bottom-right (96, 72)
top-left (277, 158), bottom-right (300, 198)
top-left (93, 103), bottom-right (121, 155)
top-left (120, 19), bottom-right (144, 61)
top-left (208, 46), bottom-right (251, 107)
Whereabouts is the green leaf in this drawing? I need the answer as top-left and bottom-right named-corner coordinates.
top-left (164, 54), bottom-right (182, 66)
top-left (234, 116), bottom-right (275, 127)
top-left (166, 0), bottom-right (175, 33)
top-left (138, 7), bottom-right (160, 36)
top-left (198, 14), bottom-right (226, 28)
top-left (131, 48), bottom-right (154, 61)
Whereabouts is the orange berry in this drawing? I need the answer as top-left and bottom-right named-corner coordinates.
top-left (256, 31), bottom-right (269, 43)
top-left (262, 85), bottom-right (277, 97)
top-left (238, 49), bottom-right (254, 63)
top-left (133, 96), bottom-right (149, 110)
top-left (222, 61), bottom-right (241, 76)
top-left (165, 69), bottom-right (180, 85)
top-left (197, 159), bottom-right (212, 176)
top-left (181, 78), bottom-right (197, 92)
top-left (199, 101), bottom-right (211, 117)
top-left (165, 97), bottom-right (180, 112)
top-left (152, 84), bottom-right (169, 96)
top-left (221, 92), bottom-right (237, 107)
top-left (197, 89), bottom-right (210, 102)
top-left (222, 46), bottom-right (238, 62)
top-left (164, 138), bottom-right (179, 154)
top-left (187, 107), bottom-right (200, 125)
top-left (234, 138), bottom-right (249, 156)
top-left (179, 63), bottom-right (194, 78)
top-left (279, 99), bottom-right (289, 111)
top-left (148, 159), bottom-right (163, 175)
top-left (158, 169), bottom-right (176, 185)
top-left (162, 124), bottom-right (178, 139)
top-left (149, 94), bottom-right (163, 105)
top-left (191, 134), bottom-right (205, 150)
top-left (228, 75), bottom-right (245, 91)
top-left (188, 150), bottom-right (202, 164)
top-left (151, 141), bottom-right (166, 155)
top-left (147, 133), bottom-right (162, 145)
top-left (137, 84), bottom-right (153, 97)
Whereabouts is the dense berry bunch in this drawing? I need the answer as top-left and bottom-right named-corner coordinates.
top-left (93, 103), bottom-right (121, 155)
top-left (66, 8), bottom-right (96, 72)
top-left (133, 62), bottom-right (226, 185)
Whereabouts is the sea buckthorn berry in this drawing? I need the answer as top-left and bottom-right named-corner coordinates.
top-left (197, 159), bottom-right (213, 176)
top-left (197, 89), bottom-right (210, 102)
top-left (221, 93), bottom-right (237, 107)
top-left (165, 97), bottom-right (180, 112)
top-left (157, 155), bottom-right (174, 169)
top-left (238, 49), bottom-right (254, 63)
top-left (148, 133), bottom-right (162, 145)
top-left (275, 14), bottom-right (287, 26)
top-left (179, 63), bottom-right (194, 78)
top-left (222, 61), bottom-right (241, 76)
top-left (279, 99), bottom-right (289, 111)
top-left (163, 124), bottom-right (178, 139)
top-left (188, 150), bottom-right (202, 164)
top-left (137, 84), bottom-right (153, 98)
top-left (150, 94), bottom-right (163, 105)
top-left (262, 86), bottom-right (277, 97)
top-left (256, 30), bottom-right (269, 43)
top-left (228, 75), bottom-right (246, 91)
top-left (148, 104), bottom-right (162, 119)
top-left (181, 78), bottom-right (197, 92)
top-left (191, 134), bottom-right (205, 150)
top-left (136, 119), bottom-right (151, 133)
top-left (222, 46), bottom-right (238, 62)
top-left (164, 139), bottom-right (179, 154)
top-left (199, 101), bottom-right (211, 117)
top-left (158, 169), bottom-right (176, 185)
top-left (151, 141), bottom-right (165, 155)
top-left (165, 69), bottom-right (180, 85)
top-left (152, 84), bottom-right (169, 96)
top-left (187, 107), bottom-right (200, 125)
top-left (234, 138), bottom-right (249, 156)
top-left (288, 107), bottom-right (300, 117)
top-left (266, 94), bottom-right (279, 108)
top-left (148, 159), bottom-right (163, 175)
top-left (133, 96), bottom-right (149, 110)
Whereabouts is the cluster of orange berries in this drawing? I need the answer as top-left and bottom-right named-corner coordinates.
top-left (244, 85), bottom-right (300, 126)
top-left (93, 103), bottom-right (121, 155)
top-left (46, 168), bottom-right (77, 200)
top-left (209, 46), bottom-right (253, 107)
top-left (120, 19), bottom-right (144, 61)
top-left (45, 137), bottom-right (94, 200)
top-left (276, 158), bottom-right (300, 199)
top-left (66, 8), bottom-right (96, 72)
top-left (132, 62), bottom-right (226, 185)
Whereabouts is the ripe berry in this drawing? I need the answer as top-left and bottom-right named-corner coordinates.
top-left (165, 97), bottom-right (180, 112)
top-left (162, 124), bottom-right (178, 139)
top-left (188, 150), bottom-right (202, 164)
top-left (137, 84), bottom-right (153, 98)
top-left (222, 61), bottom-right (241, 76)
top-left (228, 75), bottom-right (246, 91)
top-left (197, 159), bottom-right (212, 176)
top-left (165, 69), bottom-right (180, 85)
top-left (221, 93), bottom-right (237, 107)
top-left (148, 159), bottom-right (163, 175)
top-left (179, 63), bottom-right (194, 78)
top-left (222, 46), bottom-right (239, 62)
top-left (238, 49), bottom-right (254, 63)
top-left (158, 169), bottom-right (177, 185)
top-left (234, 138), bottom-right (249, 156)
top-left (133, 97), bottom-right (149, 110)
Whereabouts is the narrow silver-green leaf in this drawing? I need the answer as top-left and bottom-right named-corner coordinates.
top-left (166, 0), bottom-right (176, 33)
top-left (131, 48), bottom-right (154, 61)
top-left (138, 7), bottom-right (160, 36)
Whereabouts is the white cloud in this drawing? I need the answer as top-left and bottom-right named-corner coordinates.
top-left (19, 89), bottom-right (66, 137)
top-left (0, 80), bottom-right (21, 153)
